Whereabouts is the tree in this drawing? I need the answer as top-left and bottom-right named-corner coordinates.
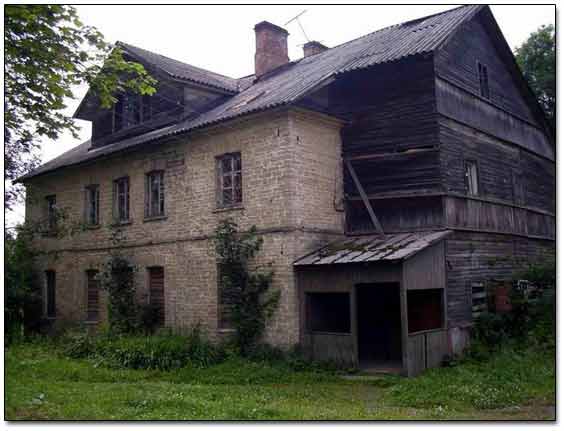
top-left (4, 5), bottom-right (157, 210)
top-left (515, 24), bottom-right (555, 127)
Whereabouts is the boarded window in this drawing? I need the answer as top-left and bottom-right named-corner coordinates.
top-left (46, 195), bottom-right (57, 231)
top-left (477, 61), bottom-right (490, 99)
top-left (216, 153), bottom-right (242, 208)
top-left (306, 292), bottom-right (351, 333)
top-left (84, 185), bottom-right (100, 225)
top-left (86, 270), bottom-right (100, 321)
top-left (217, 265), bottom-right (235, 329)
top-left (145, 171), bottom-right (165, 218)
top-left (471, 282), bottom-right (487, 320)
top-left (407, 289), bottom-right (443, 333)
top-left (113, 177), bottom-right (130, 222)
top-left (148, 267), bottom-right (165, 326)
top-left (45, 270), bottom-right (56, 318)
top-left (464, 160), bottom-right (479, 196)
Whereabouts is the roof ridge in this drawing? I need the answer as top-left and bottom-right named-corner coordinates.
top-left (116, 41), bottom-right (238, 83)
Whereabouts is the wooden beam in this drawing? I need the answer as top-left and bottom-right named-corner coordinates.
top-left (344, 158), bottom-right (385, 237)
top-left (344, 147), bottom-right (438, 163)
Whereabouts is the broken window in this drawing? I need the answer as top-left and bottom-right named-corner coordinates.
top-left (306, 292), bottom-right (351, 333)
top-left (84, 185), bottom-right (100, 226)
top-left (45, 270), bottom-right (56, 318)
top-left (407, 289), bottom-right (443, 333)
top-left (464, 160), bottom-right (479, 196)
top-left (477, 61), bottom-right (490, 99)
top-left (45, 195), bottom-right (57, 232)
top-left (86, 270), bottom-right (100, 321)
top-left (145, 171), bottom-right (165, 218)
top-left (113, 177), bottom-right (130, 223)
top-left (216, 153), bottom-right (242, 208)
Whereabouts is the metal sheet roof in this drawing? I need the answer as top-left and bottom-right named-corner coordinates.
top-left (18, 5), bottom-right (483, 183)
top-left (293, 230), bottom-right (452, 266)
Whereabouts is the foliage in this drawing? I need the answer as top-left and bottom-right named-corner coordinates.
top-left (4, 5), bottom-right (157, 209)
top-left (4, 227), bottom-right (42, 343)
top-left (214, 219), bottom-right (280, 354)
top-left (515, 24), bottom-right (555, 127)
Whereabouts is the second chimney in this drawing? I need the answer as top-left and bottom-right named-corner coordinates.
top-left (254, 21), bottom-right (289, 77)
top-left (303, 41), bottom-right (328, 58)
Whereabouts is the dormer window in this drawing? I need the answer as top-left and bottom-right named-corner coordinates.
top-left (113, 93), bottom-right (152, 132)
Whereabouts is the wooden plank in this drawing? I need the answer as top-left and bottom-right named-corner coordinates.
top-left (407, 333), bottom-right (426, 377)
top-left (344, 158), bottom-right (384, 236)
top-left (426, 330), bottom-right (448, 369)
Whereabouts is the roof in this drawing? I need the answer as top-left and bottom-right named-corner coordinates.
top-left (294, 230), bottom-right (452, 266)
top-left (117, 42), bottom-right (239, 93)
top-left (19, 5), bottom-right (483, 183)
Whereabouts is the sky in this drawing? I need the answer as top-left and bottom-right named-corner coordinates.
top-left (6, 4), bottom-right (556, 227)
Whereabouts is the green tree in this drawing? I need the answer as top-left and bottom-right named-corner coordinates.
top-left (4, 5), bottom-right (157, 209)
top-left (515, 24), bottom-right (555, 127)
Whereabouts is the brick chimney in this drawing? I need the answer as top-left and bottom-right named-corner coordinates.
top-left (254, 21), bottom-right (289, 77)
top-left (303, 41), bottom-right (328, 58)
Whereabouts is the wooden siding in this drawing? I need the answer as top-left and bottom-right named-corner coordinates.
top-left (406, 329), bottom-right (449, 377)
top-left (434, 15), bottom-right (535, 123)
top-left (403, 241), bottom-right (446, 291)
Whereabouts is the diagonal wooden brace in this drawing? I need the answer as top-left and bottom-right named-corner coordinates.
top-left (344, 158), bottom-right (385, 237)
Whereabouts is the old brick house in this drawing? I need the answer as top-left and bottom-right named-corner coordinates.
top-left (20, 5), bottom-right (554, 376)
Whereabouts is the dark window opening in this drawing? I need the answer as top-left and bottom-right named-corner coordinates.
top-left (306, 292), bottom-right (351, 333)
top-left (113, 177), bottom-right (130, 222)
top-left (113, 93), bottom-right (152, 132)
top-left (85, 185), bottom-right (100, 225)
top-left (46, 195), bottom-right (57, 231)
top-left (216, 153), bottom-right (242, 208)
top-left (86, 270), bottom-right (100, 321)
top-left (148, 267), bottom-right (165, 326)
top-left (464, 160), bottom-right (479, 196)
top-left (45, 270), bottom-right (56, 318)
top-left (407, 289), bottom-right (443, 333)
top-left (477, 61), bottom-right (490, 99)
top-left (145, 171), bottom-right (165, 218)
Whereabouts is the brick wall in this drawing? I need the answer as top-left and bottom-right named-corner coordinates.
top-left (25, 108), bottom-right (345, 346)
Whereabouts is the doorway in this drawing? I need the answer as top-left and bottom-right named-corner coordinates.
top-left (356, 283), bottom-right (402, 372)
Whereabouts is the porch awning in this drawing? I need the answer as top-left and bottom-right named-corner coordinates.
top-left (294, 230), bottom-right (452, 266)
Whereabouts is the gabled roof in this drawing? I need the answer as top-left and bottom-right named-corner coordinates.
top-left (116, 42), bottom-right (239, 93)
top-left (294, 230), bottom-right (452, 266)
top-left (19, 5), bottom-right (484, 182)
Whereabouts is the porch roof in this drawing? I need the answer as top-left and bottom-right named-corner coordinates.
top-left (294, 230), bottom-right (452, 266)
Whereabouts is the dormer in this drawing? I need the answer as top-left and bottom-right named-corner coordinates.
top-left (74, 42), bottom-right (239, 149)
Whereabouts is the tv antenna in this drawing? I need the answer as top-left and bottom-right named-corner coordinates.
top-left (284, 10), bottom-right (310, 43)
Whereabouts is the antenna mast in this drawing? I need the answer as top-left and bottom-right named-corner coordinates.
top-left (284, 10), bottom-right (310, 42)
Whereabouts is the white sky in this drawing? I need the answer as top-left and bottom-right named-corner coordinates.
top-left (5, 3), bottom-right (555, 227)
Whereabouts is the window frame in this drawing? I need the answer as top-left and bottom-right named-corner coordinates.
top-left (84, 184), bottom-right (100, 226)
top-left (477, 61), bottom-right (490, 99)
top-left (464, 159), bottom-right (480, 196)
top-left (113, 93), bottom-right (152, 133)
top-left (45, 195), bottom-right (57, 232)
top-left (145, 170), bottom-right (165, 219)
top-left (44, 270), bottom-right (56, 319)
top-left (113, 176), bottom-right (130, 223)
top-left (147, 266), bottom-right (165, 327)
top-left (216, 152), bottom-right (242, 209)
top-left (86, 269), bottom-right (100, 322)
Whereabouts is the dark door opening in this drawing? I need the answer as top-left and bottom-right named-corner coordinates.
top-left (357, 283), bottom-right (402, 371)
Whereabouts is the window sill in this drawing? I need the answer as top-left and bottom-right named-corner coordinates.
top-left (143, 215), bottom-right (167, 223)
top-left (84, 224), bottom-right (101, 230)
top-left (111, 220), bottom-right (133, 227)
top-left (213, 205), bottom-right (244, 214)
top-left (217, 328), bottom-right (236, 334)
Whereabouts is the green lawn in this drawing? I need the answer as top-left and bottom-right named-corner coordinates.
top-left (5, 342), bottom-right (555, 420)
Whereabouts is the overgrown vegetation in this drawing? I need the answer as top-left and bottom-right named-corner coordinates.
top-left (214, 219), bottom-right (280, 355)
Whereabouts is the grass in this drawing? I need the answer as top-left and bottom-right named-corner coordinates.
top-left (5, 341), bottom-right (555, 420)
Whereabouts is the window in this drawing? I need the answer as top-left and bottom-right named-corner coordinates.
top-left (216, 153), bottom-right (242, 208)
top-left (477, 61), bottom-right (490, 99)
top-left (84, 185), bottom-right (100, 226)
top-left (407, 289), bottom-right (443, 333)
top-left (45, 270), bottom-right (56, 318)
top-left (464, 160), bottom-right (479, 196)
top-left (86, 270), bottom-right (100, 321)
top-left (145, 171), bottom-right (165, 218)
top-left (46, 195), bottom-right (57, 231)
top-left (217, 265), bottom-right (235, 329)
top-left (113, 177), bottom-right (130, 223)
top-left (306, 292), bottom-right (351, 333)
top-left (113, 93), bottom-right (152, 132)
top-left (148, 267), bottom-right (165, 326)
